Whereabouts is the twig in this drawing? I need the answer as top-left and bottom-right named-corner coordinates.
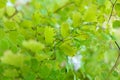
top-left (111, 42), bottom-right (120, 70)
top-left (109, 0), bottom-right (114, 6)
top-left (106, 34), bottom-right (120, 80)
top-left (54, 33), bottom-right (87, 49)
top-left (106, 0), bottom-right (118, 78)
top-left (107, 41), bottom-right (120, 80)
top-left (110, 41), bottom-right (120, 73)
top-left (107, 0), bottom-right (117, 23)
top-left (53, 2), bottom-right (74, 13)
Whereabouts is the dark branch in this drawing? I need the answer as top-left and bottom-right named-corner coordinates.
top-left (106, 0), bottom-right (118, 78)
top-left (106, 40), bottom-right (120, 80)
top-left (106, 34), bottom-right (120, 80)
top-left (115, 41), bottom-right (120, 50)
top-left (107, 0), bottom-right (117, 23)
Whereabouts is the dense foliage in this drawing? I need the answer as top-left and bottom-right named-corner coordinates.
top-left (0, 0), bottom-right (120, 80)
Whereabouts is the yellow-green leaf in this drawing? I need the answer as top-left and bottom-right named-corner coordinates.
top-left (72, 12), bottom-right (81, 27)
top-left (22, 40), bottom-right (45, 53)
top-left (0, 0), bottom-right (7, 8)
top-left (60, 42), bottom-right (76, 56)
top-left (44, 27), bottom-right (55, 44)
top-left (1, 50), bottom-right (25, 67)
top-left (61, 22), bottom-right (70, 38)
top-left (6, 6), bottom-right (16, 16)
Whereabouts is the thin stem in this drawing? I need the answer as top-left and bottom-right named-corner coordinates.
top-left (107, 0), bottom-right (117, 23)
top-left (109, 0), bottom-right (114, 6)
top-left (54, 2), bottom-right (74, 13)
top-left (54, 33), bottom-right (86, 49)
top-left (106, 41), bottom-right (120, 80)
top-left (107, 1), bottom-right (119, 78)
top-left (106, 34), bottom-right (120, 80)
top-left (115, 41), bottom-right (120, 50)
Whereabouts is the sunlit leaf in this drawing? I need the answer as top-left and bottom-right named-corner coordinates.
top-left (115, 3), bottom-right (120, 17)
top-left (72, 12), bottom-right (81, 27)
top-left (22, 40), bottom-right (45, 53)
top-left (1, 50), bottom-right (25, 67)
top-left (6, 6), bottom-right (16, 17)
top-left (61, 22), bottom-right (70, 38)
top-left (0, 0), bottom-right (7, 8)
top-left (84, 5), bottom-right (97, 22)
top-left (44, 26), bottom-right (55, 44)
top-left (60, 42), bottom-right (76, 56)
top-left (96, 0), bottom-right (106, 5)
top-left (112, 20), bottom-right (120, 28)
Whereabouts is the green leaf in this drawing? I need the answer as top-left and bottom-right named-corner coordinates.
top-left (20, 20), bottom-right (33, 28)
top-left (35, 52), bottom-right (50, 61)
top-left (72, 12), bottom-right (81, 27)
top-left (3, 69), bottom-right (18, 78)
top-left (0, 8), bottom-right (4, 18)
top-left (97, 15), bottom-right (105, 24)
top-left (31, 58), bottom-right (39, 72)
top-left (44, 26), bottom-right (55, 44)
top-left (112, 71), bottom-right (119, 77)
top-left (0, 0), bottom-right (7, 8)
top-left (22, 40), bottom-right (45, 53)
top-left (60, 42), bottom-right (76, 56)
top-left (61, 22), bottom-right (70, 38)
top-left (12, 12), bottom-right (22, 23)
top-left (112, 20), bottom-right (120, 28)
top-left (0, 29), bottom-right (5, 39)
top-left (1, 50), bottom-right (25, 67)
top-left (84, 5), bottom-right (97, 22)
top-left (0, 39), bottom-right (9, 56)
top-left (32, 12), bottom-right (41, 25)
top-left (115, 3), bottom-right (120, 17)
top-left (23, 72), bottom-right (36, 80)
top-left (96, 0), bottom-right (106, 5)
top-left (7, 37), bottom-right (19, 53)
top-left (4, 21), bottom-right (17, 30)
top-left (38, 64), bottom-right (51, 79)
top-left (6, 6), bottom-right (16, 17)
top-left (10, 0), bottom-right (15, 3)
